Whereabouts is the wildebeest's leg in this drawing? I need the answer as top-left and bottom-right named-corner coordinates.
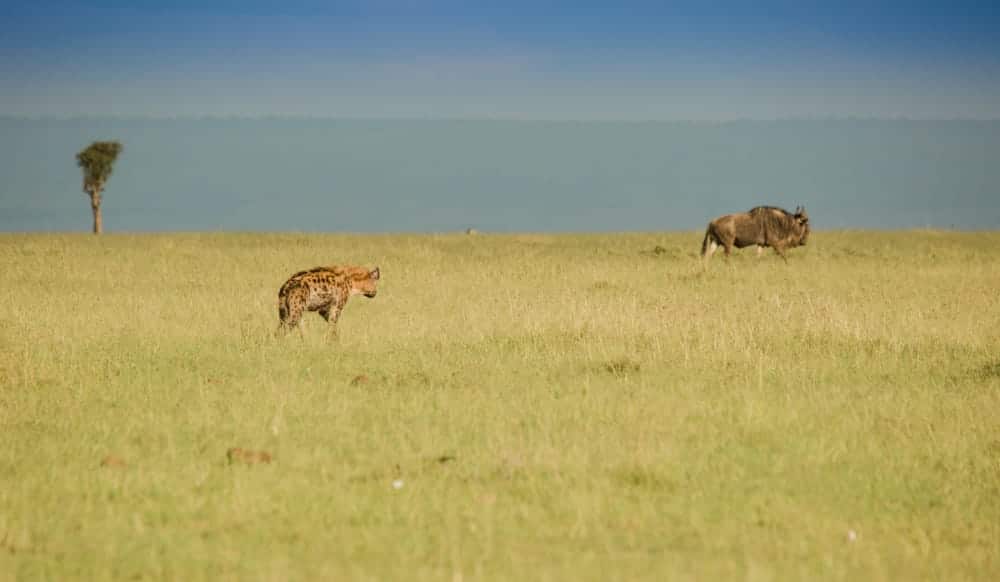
top-left (773, 245), bottom-right (789, 262)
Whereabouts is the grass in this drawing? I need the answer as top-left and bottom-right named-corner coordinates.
top-left (1, 230), bottom-right (999, 581)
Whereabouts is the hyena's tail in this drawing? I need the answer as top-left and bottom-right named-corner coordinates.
top-left (276, 282), bottom-right (306, 335)
top-left (276, 284), bottom-right (294, 331)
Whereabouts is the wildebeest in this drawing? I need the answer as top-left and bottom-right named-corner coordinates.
top-left (701, 206), bottom-right (810, 261)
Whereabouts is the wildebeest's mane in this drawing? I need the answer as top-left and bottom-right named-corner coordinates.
top-left (746, 205), bottom-right (799, 233)
top-left (747, 205), bottom-right (793, 217)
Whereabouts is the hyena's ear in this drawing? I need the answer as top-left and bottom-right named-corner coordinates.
top-left (370, 267), bottom-right (380, 280)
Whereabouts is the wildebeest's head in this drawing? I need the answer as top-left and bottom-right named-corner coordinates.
top-left (793, 206), bottom-right (810, 245)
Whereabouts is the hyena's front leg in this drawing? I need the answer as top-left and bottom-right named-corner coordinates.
top-left (318, 303), bottom-right (343, 338)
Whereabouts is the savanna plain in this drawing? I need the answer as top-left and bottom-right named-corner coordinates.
top-left (1, 231), bottom-right (999, 581)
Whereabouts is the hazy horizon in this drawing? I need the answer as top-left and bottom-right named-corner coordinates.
top-left (3, 118), bottom-right (997, 233)
top-left (4, 114), bottom-right (999, 122)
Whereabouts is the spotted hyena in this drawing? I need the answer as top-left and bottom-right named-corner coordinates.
top-left (277, 265), bottom-right (380, 334)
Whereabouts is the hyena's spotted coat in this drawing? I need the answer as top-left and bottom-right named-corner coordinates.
top-left (277, 265), bottom-right (380, 334)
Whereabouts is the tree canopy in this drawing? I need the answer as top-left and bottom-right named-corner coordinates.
top-left (76, 141), bottom-right (123, 192)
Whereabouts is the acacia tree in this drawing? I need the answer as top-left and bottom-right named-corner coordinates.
top-left (75, 141), bottom-right (123, 234)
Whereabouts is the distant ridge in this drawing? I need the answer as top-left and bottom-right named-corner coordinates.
top-left (2, 115), bottom-right (999, 123)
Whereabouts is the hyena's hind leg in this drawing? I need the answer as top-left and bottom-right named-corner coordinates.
top-left (277, 287), bottom-right (307, 336)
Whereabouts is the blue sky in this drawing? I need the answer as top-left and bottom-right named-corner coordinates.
top-left (2, 0), bottom-right (999, 119)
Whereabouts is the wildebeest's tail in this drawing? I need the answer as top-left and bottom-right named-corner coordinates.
top-left (700, 226), bottom-right (715, 257)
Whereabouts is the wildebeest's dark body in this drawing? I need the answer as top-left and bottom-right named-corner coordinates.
top-left (701, 206), bottom-right (810, 261)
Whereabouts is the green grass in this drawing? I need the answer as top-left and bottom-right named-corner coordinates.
top-left (1, 231), bottom-right (999, 581)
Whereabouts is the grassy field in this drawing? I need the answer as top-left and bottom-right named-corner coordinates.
top-left (1, 230), bottom-right (999, 581)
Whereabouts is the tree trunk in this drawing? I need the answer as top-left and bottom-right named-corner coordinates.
top-left (89, 191), bottom-right (102, 234)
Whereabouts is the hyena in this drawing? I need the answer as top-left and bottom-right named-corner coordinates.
top-left (277, 265), bottom-right (380, 334)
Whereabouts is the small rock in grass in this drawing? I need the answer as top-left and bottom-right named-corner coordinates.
top-left (227, 448), bottom-right (272, 465)
top-left (100, 455), bottom-right (127, 468)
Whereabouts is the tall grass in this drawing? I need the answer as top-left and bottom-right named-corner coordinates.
top-left (1, 231), bottom-right (998, 580)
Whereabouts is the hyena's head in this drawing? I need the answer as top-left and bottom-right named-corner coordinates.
top-left (350, 267), bottom-right (380, 298)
